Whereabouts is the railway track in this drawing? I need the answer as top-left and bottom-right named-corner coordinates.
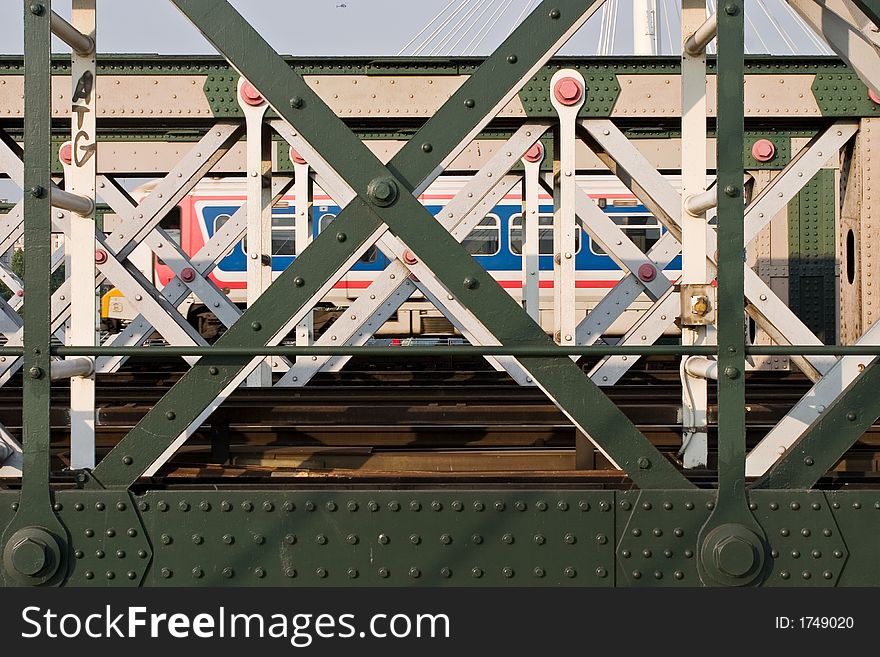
top-left (0, 362), bottom-right (877, 482)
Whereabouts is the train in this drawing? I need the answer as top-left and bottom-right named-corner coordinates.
top-left (101, 176), bottom-right (680, 340)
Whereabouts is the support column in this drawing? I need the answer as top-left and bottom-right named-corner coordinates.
top-left (521, 143), bottom-right (543, 323)
top-left (67, 0), bottom-right (97, 470)
top-left (549, 69), bottom-right (585, 347)
top-left (680, 0), bottom-right (713, 468)
top-left (292, 151), bottom-right (314, 359)
top-left (239, 79), bottom-right (272, 386)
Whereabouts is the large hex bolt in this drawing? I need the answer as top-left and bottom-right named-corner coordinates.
top-left (59, 142), bottom-right (73, 166)
top-left (289, 147), bottom-right (307, 165)
top-left (3, 527), bottom-right (63, 585)
top-left (637, 264), bottom-right (657, 282)
top-left (751, 139), bottom-right (776, 163)
top-left (523, 143), bottom-right (544, 163)
top-left (11, 538), bottom-right (48, 576)
top-left (553, 77), bottom-right (584, 106)
top-left (367, 177), bottom-right (399, 207)
top-left (239, 81), bottom-right (265, 106)
top-left (870, 89), bottom-right (880, 105)
top-left (713, 535), bottom-right (757, 578)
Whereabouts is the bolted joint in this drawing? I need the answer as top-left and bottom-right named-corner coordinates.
top-left (367, 177), bottom-right (399, 207)
top-left (637, 264), bottom-right (657, 282)
top-left (723, 366), bottom-right (740, 380)
top-left (714, 536), bottom-right (757, 578)
top-left (11, 538), bottom-right (48, 576)
top-left (751, 139), bottom-right (776, 162)
top-left (180, 267), bottom-right (196, 283)
top-left (553, 77), bottom-right (584, 106)
top-left (522, 143), bottom-right (544, 163)
top-left (239, 80), bottom-right (265, 106)
top-left (3, 527), bottom-right (63, 585)
top-left (289, 147), bottom-right (307, 165)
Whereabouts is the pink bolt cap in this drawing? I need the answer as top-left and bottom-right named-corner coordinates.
top-left (751, 139), bottom-right (776, 162)
top-left (638, 263), bottom-right (657, 282)
top-left (240, 81), bottom-right (264, 106)
top-left (554, 77), bottom-right (584, 106)
top-left (94, 249), bottom-right (108, 264)
top-left (402, 250), bottom-right (418, 265)
top-left (289, 147), bottom-right (307, 165)
top-left (181, 267), bottom-right (196, 282)
top-left (870, 88), bottom-right (880, 105)
top-left (523, 143), bottom-right (544, 163)
top-left (59, 142), bottom-right (73, 165)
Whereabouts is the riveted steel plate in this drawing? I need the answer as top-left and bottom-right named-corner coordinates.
top-left (827, 491), bottom-right (880, 586)
top-left (813, 73), bottom-right (880, 117)
top-left (615, 490), bottom-right (715, 587)
top-left (750, 491), bottom-right (846, 587)
top-left (55, 490), bottom-right (151, 586)
top-left (138, 491), bottom-right (615, 586)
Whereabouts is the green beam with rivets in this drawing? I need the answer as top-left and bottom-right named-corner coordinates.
top-left (90, 0), bottom-right (687, 490)
top-left (1, 0), bottom-right (68, 588)
top-left (754, 359), bottom-right (880, 490)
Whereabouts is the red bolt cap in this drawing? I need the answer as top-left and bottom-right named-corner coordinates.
top-left (638, 263), bottom-right (657, 282)
top-left (751, 139), bottom-right (776, 162)
top-left (554, 77), bottom-right (584, 106)
top-left (181, 267), bottom-right (196, 283)
top-left (94, 249), bottom-right (108, 264)
top-left (402, 249), bottom-right (418, 266)
top-left (289, 147), bottom-right (307, 165)
top-left (59, 142), bottom-right (73, 165)
top-left (16, 289), bottom-right (23, 297)
top-left (523, 143), bottom-right (544, 163)
top-left (870, 88), bottom-right (880, 105)
top-left (240, 81), bottom-right (264, 106)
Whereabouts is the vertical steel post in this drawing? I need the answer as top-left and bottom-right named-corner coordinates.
top-left (2, 0), bottom-right (67, 587)
top-left (680, 0), bottom-right (712, 468)
top-left (715, 0), bottom-right (747, 506)
top-left (293, 157), bottom-right (314, 357)
top-left (68, 0), bottom-right (97, 469)
top-left (240, 79), bottom-right (272, 386)
top-left (521, 148), bottom-right (542, 323)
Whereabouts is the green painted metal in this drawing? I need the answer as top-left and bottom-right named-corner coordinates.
top-left (744, 132), bottom-right (792, 170)
top-left (1, 0), bottom-right (68, 588)
top-left (851, 1), bottom-right (880, 30)
top-left (86, 0), bottom-right (688, 491)
top-left (788, 170), bottom-right (837, 344)
top-left (812, 73), bottom-right (880, 117)
top-left (695, 0), bottom-right (767, 587)
top-left (519, 63), bottom-right (623, 117)
top-left (755, 359), bottom-right (880, 490)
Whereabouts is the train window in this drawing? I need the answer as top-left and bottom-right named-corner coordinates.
top-left (214, 213), bottom-right (231, 233)
top-left (319, 212), bottom-right (377, 262)
top-left (235, 215), bottom-right (298, 257)
top-left (462, 214), bottom-right (500, 256)
top-left (509, 214), bottom-right (580, 256)
top-left (589, 215), bottom-right (661, 255)
top-left (160, 207), bottom-right (181, 245)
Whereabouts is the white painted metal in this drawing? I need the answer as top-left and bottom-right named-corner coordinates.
top-left (684, 356), bottom-right (720, 379)
top-left (550, 69), bottom-right (585, 346)
top-left (67, 0), bottom-right (97, 470)
top-left (0, 424), bottom-right (23, 477)
top-left (293, 160), bottom-right (314, 359)
top-left (787, 0), bottom-right (880, 95)
top-left (51, 358), bottom-right (94, 381)
top-left (684, 12), bottom-right (718, 55)
top-left (240, 81), bottom-right (273, 386)
top-left (634, 0), bottom-right (660, 55)
top-left (50, 10), bottom-right (95, 56)
top-left (521, 153), bottom-right (541, 322)
top-left (680, 0), bottom-right (712, 468)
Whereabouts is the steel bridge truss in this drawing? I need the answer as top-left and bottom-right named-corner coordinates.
top-left (1, 0), bottom-right (880, 586)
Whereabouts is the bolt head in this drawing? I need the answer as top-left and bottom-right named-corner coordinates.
top-left (289, 147), bottom-right (307, 165)
top-left (870, 89), bottom-right (880, 105)
top-left (239, 81), bottom-right (264, 106)
top-left (713, 535), bottom-right (757, 578)
top-left (11, 538), bottom-right (48, 576)
top-left (637, 263), bottom-right (657, 282)
top-left (59, 142), bottom-right (73, 165)
top-left (180, 267), bottom-right (196, 283)
top-left (554, 77), bottom-right (584, 106)
top-left (367, 177), bottom-right (399, 207)
top-left (751, 139), bottom-right (776, 162)
top-left (523, 143), bottom-right (544, 163)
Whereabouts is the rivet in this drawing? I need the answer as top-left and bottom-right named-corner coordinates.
top-left (127, 571), bottom-right (137, 580)
top-left (316, 568), bottom-right (327, 578)
top-left (674, 571), bottom-right (684, 580)
top-left (388, 501), bottom-right (400, 511)
top-left (409, 567), bottom-right (421, 579)
top-left (854, 502), bottom-right (862, 509)
top-left (781, 529), bottom-right (790, 537)
top-left (410, 500), bottom-right (421, 511)
top-left (474, 501), bottom-right (485, 511)
top-left (254, 567), bottom-right (266, 579)
top-left (769, 502), bottom-right (779, 510)
top-left (222, 568), bottom-right (234, 579)
top-left (549, 9), bottom-right (561, 19)
top-left (578, 500), bottom-right (589, 511)
top-left (685, 502), bottom-right (694, 510)
top-left (160, 534), bottom-right (172, 545)
top-left (347, 568), bottom-right (358, 579)
top-left (378, 534), bottom-right (389, 545)
top-left (536, 500), bottom-right (548, 511)
top-left (632, 570), bottom-right (642, 580)
top-left (847, 412), bottom-right (857, 421)
top-left (161, 568), bottom-right (172, 579)
top-left (622, 550), bottom-right (631, 558)
top-left (221, 500), bottom-right (232, 512)
top-left (558, 501), bottom-right (569, 511)
top-left (223, 534), bottom-right (234, 545)
top-left (378, 568), bottom-right (390, 578)
top-left (85, 529), bottom-right (95, 538)
top-left (286, 568), bottom-right (297, 578)
top-left (563, 567), bottom-right (576, 578)
top-left (336, 232), bottom-right (347, 242)
top-left (596, 534), bottom-right (608, 545)
top-left (637, 457), bottom-right (651, 469)
top-left (781, 571), bottom-right (791, 579)
top-left (463, 277), bottom-right (478, 289)
top-left (472, 534), bottom-right (483, 545)
top-left (620, 500), bottom-right (632, 511)
top-left (464, 99), bottom-right (475, 108)
top-left (192, 534), bottom-right (203, 545)
top-left (684, 550), bottom-right (694, 558)
top-left (294, 277), bottom-right (305, 287)
top-left (632, 529), bottom-right (642, 537)
top-left (165, 411), bottom-right (176, 421)
top-left (724, 4), bottom-right (739, 15)
top-left (643, 549), bottom-right (653, 558)
top-left (472, 567), bottom-right (483, 578)
top-left (208, 366), bottom-right (219, 375)
top-left (533, 534), bottom-right (545, 545)
top-left (792, 550), bottom-right (801, 558)
top-left (421, 142), bottom-right (433, 153)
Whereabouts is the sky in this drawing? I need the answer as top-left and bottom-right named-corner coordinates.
top-left (0, 0), bottom-right (831, 56)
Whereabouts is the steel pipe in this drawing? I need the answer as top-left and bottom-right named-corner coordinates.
top-left (51, 186), bottom-right (95, 217)
top-left (50, 11), bottom-right (95, 57)
top-left (684, 356), bottom-right (719, 380)
top-left (684, 12), bottom-right (718, 56)
top-left (50, 357), bottom-right (94, 381)
top-left (684, 189), bottom-right (717, 216)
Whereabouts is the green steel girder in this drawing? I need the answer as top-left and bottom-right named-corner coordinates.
top-left (0, 489), bottom-right (873, 586)
top-left (84, 0), bottom-right (688, 491)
